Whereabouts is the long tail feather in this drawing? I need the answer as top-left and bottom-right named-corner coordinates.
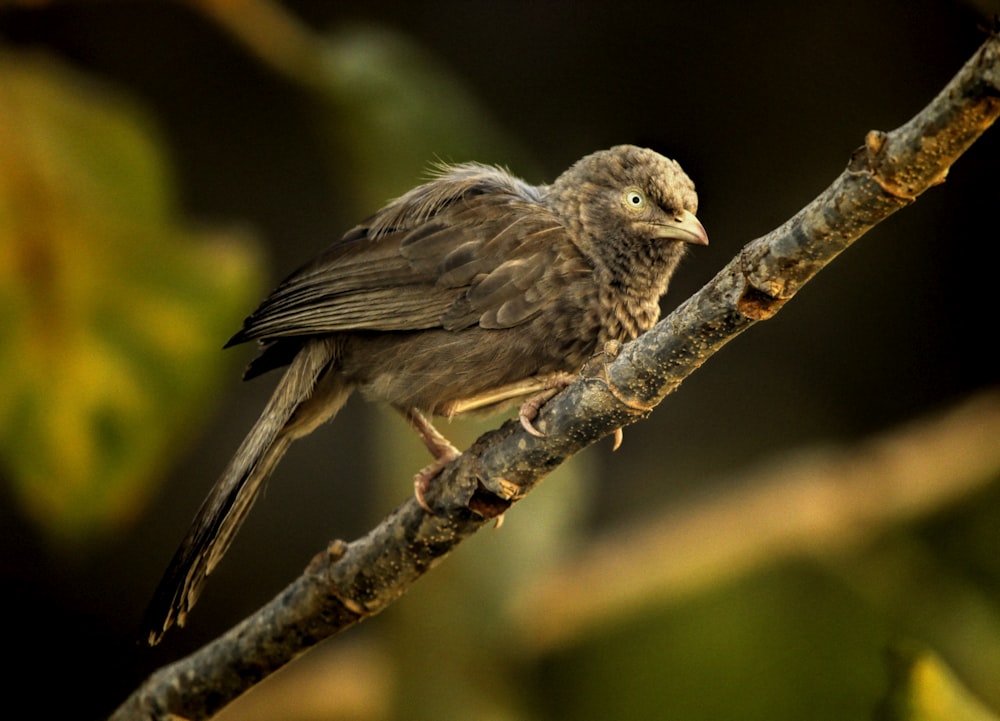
top-left (143, 339), bottom-right (348, 645)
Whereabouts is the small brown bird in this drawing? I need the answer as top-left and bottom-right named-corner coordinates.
top-left (143, 145), bottom-right (707, 645)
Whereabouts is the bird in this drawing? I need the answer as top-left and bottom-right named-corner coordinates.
top-left (143, 144), bottom-right (708, 645)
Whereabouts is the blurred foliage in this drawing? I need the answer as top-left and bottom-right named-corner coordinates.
top-left (535, 562), bottom-right (889, 721)
top-left (0, 50), bottom-right (264, 544)
top-left (532, 549), bottom-right (1000, 721)
top-left (195, 0), bottom-right (537, 208)
top-left (879, 645), bottom-right (999, 721)
top-left (315, 24), bottom-right (538, 207)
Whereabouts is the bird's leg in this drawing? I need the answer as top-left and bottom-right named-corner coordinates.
top-left (439, 374), bottom-right (567, 417)
top-left (518, 371), bottom-right (577, 437)
top-left (400, 407), bottom-right (461, 512)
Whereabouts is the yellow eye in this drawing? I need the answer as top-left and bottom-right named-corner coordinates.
top-left (624, 189), bottom-right (645, 210)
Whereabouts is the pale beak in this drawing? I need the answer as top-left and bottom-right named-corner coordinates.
top-left (652, 209), bottom-right (709, 246)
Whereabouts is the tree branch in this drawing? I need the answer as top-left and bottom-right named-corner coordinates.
top-left (111, 30), bottom-right (1000, 721)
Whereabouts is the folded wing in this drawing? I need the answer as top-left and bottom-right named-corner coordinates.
top-left (227, 164), bottom-right (591, 377)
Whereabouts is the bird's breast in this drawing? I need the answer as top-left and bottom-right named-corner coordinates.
top-left (590, 285), bottom-right (661, 346)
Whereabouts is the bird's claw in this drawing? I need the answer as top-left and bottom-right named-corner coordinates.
top-left (518, 372), bottom-right (576, 437)
top-left (413, 464), bottom-right (439, 513)
top-left (412, 450), bottom-right (460, 513)
top-left (519, 394), bottom-right (552, 437)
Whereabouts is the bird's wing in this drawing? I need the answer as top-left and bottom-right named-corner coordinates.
top-left (227, 166), bottom-right (591, 346)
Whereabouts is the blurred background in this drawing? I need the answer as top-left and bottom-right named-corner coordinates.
top-left (2, 1), bottom-right (999, 719)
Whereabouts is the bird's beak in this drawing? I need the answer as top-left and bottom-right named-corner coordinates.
top-left (653, 209), bottom-right (709, 246)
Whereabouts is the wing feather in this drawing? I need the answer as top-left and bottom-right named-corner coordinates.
top-left (227, 163), bottom-right (592, 361)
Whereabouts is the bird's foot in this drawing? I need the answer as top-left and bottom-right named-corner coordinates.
top-left (413, 450), bottom-right (460, 512)
top-left (518, 372), bottom-right (576, 437)
top-left (401, 407), bottom-right (462, 512)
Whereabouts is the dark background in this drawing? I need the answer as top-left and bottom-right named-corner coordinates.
top-left (1, 1), bottom-right (998, 719)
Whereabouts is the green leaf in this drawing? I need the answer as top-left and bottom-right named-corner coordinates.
top-left (0, 50), bottom-right (265, 545)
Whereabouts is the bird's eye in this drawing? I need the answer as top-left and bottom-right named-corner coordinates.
top-left (624, 189), bottom-right (646, 210)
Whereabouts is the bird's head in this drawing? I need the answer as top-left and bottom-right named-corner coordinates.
top-left (548, 145), bottom-right (708, 287)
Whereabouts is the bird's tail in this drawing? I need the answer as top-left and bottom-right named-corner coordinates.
top-left (143, 338), bottom-right (349, 646)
